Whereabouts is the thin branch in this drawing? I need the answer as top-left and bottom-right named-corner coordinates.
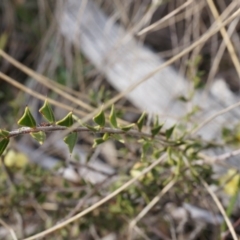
top-left (4, 126), bottom-right (172, 145)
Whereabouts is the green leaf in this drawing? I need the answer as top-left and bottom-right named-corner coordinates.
top-left (0, 129), bottom-right (9, 138)
top-left (112, 134), bottom-right (125, 144)
top-left (39, 99), bottom-right (55, 123)
top-left (84, 124), bottom-right (98, 132)
top-left (166, 125), bottom-right (176, 139)
top-left (137, 112), bottom-right (146, 131)
top-left (17, 106), bottom-right (36, 128)
top-left (30, 131), bottom-right (46, 145)
top-left (93, 108), bottom-right (105, 127)
top-left (109, 105), bottom-right (118, 128)
top-left (0, 138), bottom-right (9, 156)
top-left (151, 124), bottom-right (163, 137)
top-left (64, 132), bottom-right (77, 154)
top-left (56, 112), bottom-right (73, 127)
top-left (92, 138), bottom-right (105, 148)
top-left (103, 133), bottom-right (109, 141)
top-left (120, 123), bottom-right (135, 132)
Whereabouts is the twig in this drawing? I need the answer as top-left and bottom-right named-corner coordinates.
top-left (4, 126), bottom-right (169, 144)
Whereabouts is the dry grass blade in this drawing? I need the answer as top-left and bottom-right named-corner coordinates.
top-left (200, 178), bottom-right (238, 240)
top-left (0, 50), bottom-right (93, 112)
top-left (0, 218), bottom-right (18, 240)
top-left (137, 0), bottom-right (194, 36)
top-left (0, 72), bottom-right (86, 117)
top-left (22, 154), bottom-right (166, 240)
top-left (191, 99), bottom-right (240, 135)
top-left (128, 178), bottom-right (177, 239)
top-left (205, 17), bottom-right (240, 90)
top-left (85, 6), bottom-right (240, 118)
top-left (206, 0), bottom-right (240, 78)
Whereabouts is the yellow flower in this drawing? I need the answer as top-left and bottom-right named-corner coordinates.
top-left (3, 150), bottom-right (28, 168)
top-left (220, 169), bottom-right (240, 196)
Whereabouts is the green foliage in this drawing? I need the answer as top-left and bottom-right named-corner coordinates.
top-left (109, 105), bottom-right (118, 128)
top-left (0, 98), bottom-right (237, 239)
top-left (17, 106), bottom-right (36, 128)
top-left (64, 132), bottom-right (78, 154)
top-left (30, 131), bottom-right (46, 145)
top-left (136, 112), bottom-right (146, 131)
top-left (0, 129), bottom-right (9, 138)
top-left (120, 123), bottom-right (135, 132)
top-left (56, 112), bottom-right (74, 127)
top-left (93, 107), bottom-right (105, 127)
top-left (39, 99), bottom-right (55, 124)
top-left (0, 138), bottom-right (9, 156)
top-left (166, 124), bottom-right (175, 139)
top-left (93, 138), bottom-right (105, 148)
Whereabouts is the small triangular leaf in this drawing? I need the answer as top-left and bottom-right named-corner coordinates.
top-left (151, 124), bottom-right (163, 137)
top-left (64, 132), bottom-right (77, 154)
top-left (17, 106), bottom-right (36, 128)
top-left (92, 138), bottom-right (105, 148)
top-left (109, 105), bottom-right (118, 128)
top-left (137, 112), bottom-right (146, 131)
top-left (103, 133), bottom-right (109, 141)
top-left (56, 112), bottom-right (73, 127)
top-left (112, 134), bottom-right (125, 143)
top-left (30, 131), bottom-right (46, 145)
top-left (0, 138), bottom-right (9, 156)
top-left (166, 125), bottom-right (176, 139)
top-left (84, 124), bottom-right (98, 132)
top-left (93, 108), bottom-right (105, 127)
top-left (0, 129), bottom-right (9, 138)
top-left (120, 123), bottom-right (135, 132)
top-left (39, 99), bottom-right (55, 123)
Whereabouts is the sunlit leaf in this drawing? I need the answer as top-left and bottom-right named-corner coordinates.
top-left (0, 138), bottom-right (9, 156)
top-left (56, 112), bottom-right (73, 127)
top-left (17, 106), bottom-right (36, 128)
top-left (30, 131), bottom-right (46, 145)
top-left (64, 132), bottom-right (77, 154)
top-left (103, 133), bottom-right (109, 141)
top-left (120, 123), bottom-right (135, 132)
top-left (84, 124), bottom-right (98, 132)
top-left (39, 99), bottom-right (55, 123)
top-left (137, 112), bottom-right (146, 131)
top-left (93, 108), bottom-right (105, 127)
top-left (0, 129), bottom-right (9, 138)
top-left (92, 138), bottom-right (105, 148)
top-left (109, 105), bottom-right (118, 128)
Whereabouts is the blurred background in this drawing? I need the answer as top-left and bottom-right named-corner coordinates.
top-left (0, 0), bottom-right (240, 239)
